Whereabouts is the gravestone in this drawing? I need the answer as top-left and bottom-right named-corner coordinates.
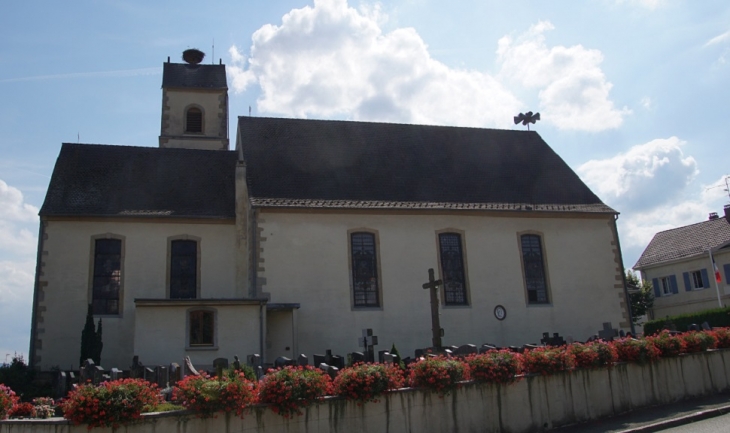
top-left (378, 350), bottom-right (390, 363)
top-left (130, 356), bottom-right (145, 379)
top-left (541, 333), bottom-right (566, 347)
top-left (80, 359), bottom-right (95, 383)
top-left (414, 349), bottom-right (425, 358)
top-left (55, 371), bottom-right (67, 398)
top-left (402, 356), bottom-right (413, 366)
top-left (247, 354), bottom-right (262, 368)
top-left (155, 366), bottom-right (169, 388)
top-left (169, 363), bottom-right (181, 385)
top-left (598, 323), bottom-right (618, 341)
top-left (479, 344), bottom-right (498, 354)
top-left (326, 365), bottom-right (339, 379)
top-left (110, 368), bottom-right (122, 381)
top-left (274, 356), bottom-right (294, 368)
top-left (702, 321), bottom-right (711, 331)
top-left (313, 354), bottom-right (326, 366)
top-left (383, 353), bottom-right (394, 364)
top-left (68, 371), bottom-right (76, 386)
top-left (93, 366), bottom-right (105, 384)
top-left (144, 367), bottom-right (156, 384)
top-left (318, 362), bottom-right (330, 371)
top-left (688, 323), bottom-right (699, 331)
top-left (455, 344), bottom-right (477, 356)
top-left (213, 358), bottom-right (229, 377)
top-left (350, 352), bottom-right (366, 364)
top-left (330, 355), bottom-right (344, 369)
top-left (358, 329), bottom-right (379, 363)
top-left (255, 366), bottom-right (264, 380)
top-left (232, 356), bottom-right (241, 371)
top-left (297, 354), bottom-right (309, 366)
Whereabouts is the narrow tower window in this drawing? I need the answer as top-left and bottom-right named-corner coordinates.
top-left (186, 107), bottom-right (203, 133)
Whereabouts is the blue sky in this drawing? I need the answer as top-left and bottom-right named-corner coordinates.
top-left (1, 0), bottom-right (729, 361)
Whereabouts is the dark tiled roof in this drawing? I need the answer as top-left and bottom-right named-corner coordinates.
top-left (634, 217), bottom-right (730, 269)
top-left (162, 63), bottom-right (227, 89)
top-left (239, 117), bottom-right (613, 212)
top-left (40, 143), bottom-right (237, 218)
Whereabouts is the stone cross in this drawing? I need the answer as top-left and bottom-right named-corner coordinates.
top-left (422, 268), bottom-right (443, 348)
top-left (358, 329), bottom-right (378, 363)
top-left (598, 322), bottom-right (618, 341)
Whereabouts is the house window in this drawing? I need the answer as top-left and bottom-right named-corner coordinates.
top-left (520, 234), bottom-right (549, 304)
top-left (185, 107), bottom-right (203, 133)
top-left (170, 239), bottom-right (198, 299)
top-left (188, 309), bottom-right (215, 347)
top-left (91, 238), bottom-right (122, 315)
top-left (350, 232), bottom-right (380, 307)
top-left (660, 277), bottom-right (672, 295)
top-left (691, 271), bottom-right (705, 289)
top-left (438, 233), bottom-right (468, 305)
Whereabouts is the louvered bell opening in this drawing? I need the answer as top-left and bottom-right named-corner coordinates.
top-left (186, 108), bottom-right (203, 133)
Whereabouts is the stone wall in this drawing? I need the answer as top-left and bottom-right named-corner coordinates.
top-left (3, 349), bottom-right (729, 433)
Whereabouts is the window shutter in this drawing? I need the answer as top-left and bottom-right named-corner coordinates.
top-left (725, 264), bottom-right (730, 284)
top-left (683, 272), bottom-right (691, 291)
top-left (652, 278), bottom-right (660, 297)
top-left (700, 269), bottom-right (710, 288)
top-left (670, 275), bottom-right (679, 294)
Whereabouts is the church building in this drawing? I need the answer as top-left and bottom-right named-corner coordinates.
top-left (29, 51), bottom-right (631, 371)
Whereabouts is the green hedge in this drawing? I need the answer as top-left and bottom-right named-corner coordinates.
top-left (643, 307), bottom-right (730, 335)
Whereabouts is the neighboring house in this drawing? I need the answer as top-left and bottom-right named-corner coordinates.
top-left (29, 53), bottom-right (631, 371)
top-left (634, 208), bottom-right (730, 319)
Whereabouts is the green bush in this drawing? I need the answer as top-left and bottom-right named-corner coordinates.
top-left (643, 307), bottom-right (730, 336)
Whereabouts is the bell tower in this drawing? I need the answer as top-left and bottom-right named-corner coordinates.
top-left (159, 49), bottom-right (229, 150)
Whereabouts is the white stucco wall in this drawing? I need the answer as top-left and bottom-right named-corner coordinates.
top-left (256, 210), bottom-right (627, 361)
top-left (162, 90), bottom-right (225, 138)
top-left (36, 219), bottom-right (237, 370)
top-left (641, 250), bottom-right (730, 318)
top-left (134, 301), bottom-right (262, 367)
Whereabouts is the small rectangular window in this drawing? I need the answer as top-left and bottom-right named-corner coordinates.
top-left (438, 233), bottom-right (468, 305)
top-left (351, 232), bottom-right (379, 307)
top-left (660, 277), bottom-right (672, 295)
top-left (691, 271), bottom-right (704, 289)
top-left (92, 239), bottom-right (121, 315)
top-left (189, 310), bottom-right (214, 346)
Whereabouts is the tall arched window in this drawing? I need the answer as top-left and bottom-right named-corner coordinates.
top-left (185, 107), bottom-right (203, 133)
top-left (520, 234), bottom-right (550, 304)
top-left (438, 232), bottom-right (468, 305)
top-left (350, 232), bottom-right (380, 307)
top-left (170, 239), bottom-right (198, 299)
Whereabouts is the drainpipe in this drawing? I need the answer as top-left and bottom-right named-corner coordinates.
top-left (613, 214), bottom-right (636, 335)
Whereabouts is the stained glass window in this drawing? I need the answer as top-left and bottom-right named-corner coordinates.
top-left (439, 233), bottom-right (468, 305)
top-left (521, 234), bottom-right (549, 304)
top-left (92, 238), bottom-right (121, 315)
top-left (351, 232), bottom-right (379, 307)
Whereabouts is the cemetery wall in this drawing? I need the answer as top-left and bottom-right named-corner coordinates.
top-left (257, 209), bottom-right (626, 360)
top-left (37, 220), bottom-right (237, 371)
top-left (3, 349), bottom-right (730, 433)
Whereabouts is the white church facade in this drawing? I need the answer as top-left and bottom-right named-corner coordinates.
top-left (29, 52), bottom-right (631, 371)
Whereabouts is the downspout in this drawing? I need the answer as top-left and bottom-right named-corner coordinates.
top-left (708, 249), bottom-right (723, 308)
top-left (259, 302), bottom-right (265, 359)
top-left (29, 218), bottom-right (46, 369)
top-left (613, 214), bottom-right (636, 335)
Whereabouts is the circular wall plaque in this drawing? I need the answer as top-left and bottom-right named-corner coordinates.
top-left (494, 305), bottom-right (506, 321)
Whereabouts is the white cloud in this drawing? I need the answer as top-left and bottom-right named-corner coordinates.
top-left (497, 21), bottom-right (630, 132)
top-left (705, 30), bottom-right (730, 47)
top-left (577, 137), bottom-right (698, 211)
top-left (0, 179), bottom-right (39, 222)
top-left (615, 0), bottom-right (664, 10)
top-left (640, 97), bottom-right (652, 110)
top-left (228, 0), bottom-right (521, 128)
top-left (0, 180), bottom-right (38, 360)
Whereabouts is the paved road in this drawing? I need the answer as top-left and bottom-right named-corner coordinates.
top-left (657, 412), bottom-right (730, 432)
top-left (550, 393), bottom-right (730, 433)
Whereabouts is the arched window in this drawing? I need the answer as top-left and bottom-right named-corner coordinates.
top-left (90, 235), bottom-right (124, 315)
top-left (438, 232), bottom-right (468, 305)
top-left (350, 231), bottom-right (380, 307)
top-left (170, 239), bottom-right (198, 299)
top-left (185, 107), bottom-right (203, 133)
top-left (519, 234), bottom-right (550, 304)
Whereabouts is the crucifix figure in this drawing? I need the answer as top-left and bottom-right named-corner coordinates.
top-left (358, 328), bottom-right (378, 363)
top-left (422, 268), bottom-right (443, 348)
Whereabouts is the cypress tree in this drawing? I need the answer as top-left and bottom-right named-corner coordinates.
top-left (80, 304), bottom-right (96, 366)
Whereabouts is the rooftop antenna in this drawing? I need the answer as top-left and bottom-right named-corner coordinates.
top-left (77, 132), bottom-right (80, 143)
top-left (706, 175), bottom-right (730, 203)
top-left (249, 106), bottom-right (252, 117)
top-left (513, 111), bottom-right (540, 131)
top-left (212, 39), bottom-right (214, 64)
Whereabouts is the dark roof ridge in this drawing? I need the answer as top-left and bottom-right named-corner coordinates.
top-left (61, 142), bottom-right (236, 154)
top-left (651, 216), bottom-right (728, 236)
top-left (238, 115), bottom-right (538, 135)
